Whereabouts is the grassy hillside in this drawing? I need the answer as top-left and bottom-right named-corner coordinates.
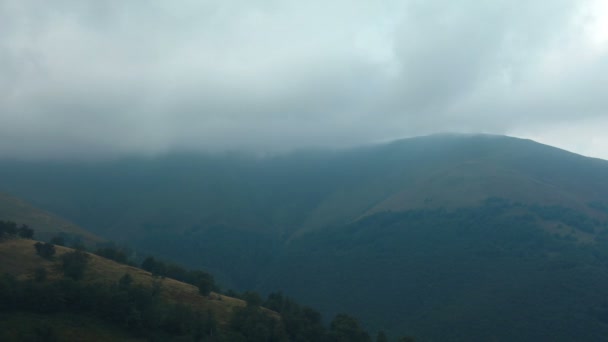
top-left (0, 192), bottom-right (101, 244)
top-left (0, 238), bottom-right (247, 324)
top-left (0, 237), bottom-right (275, 341)
top-left (0, 236), bottom-right (375, 341)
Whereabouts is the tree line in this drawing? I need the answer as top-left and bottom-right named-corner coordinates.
top-left (0, 220), bottom-right (34, 240)
top-left (1, 219), bottom-right (408, 341)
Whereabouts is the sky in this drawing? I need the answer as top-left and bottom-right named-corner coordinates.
top-left (1, 0), bottom-right (607, 160)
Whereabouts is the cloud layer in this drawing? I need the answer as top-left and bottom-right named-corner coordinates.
top-left (1, 0), bottom-right (607, 159)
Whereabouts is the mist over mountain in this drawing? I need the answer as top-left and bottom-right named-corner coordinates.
top-left (4, 1), bottom-right (608, 340)
top-left (2, 134), bottom-right (608, 340)
top-left (2, 1), bottom-right (608, 161)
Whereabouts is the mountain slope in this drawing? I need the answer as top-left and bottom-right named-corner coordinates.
top-left (265, 199), bottom-right (608, 341)
top-left (1, 134), bottom-right (608, 278)
top-left (0, 236), bottom-right (375, 341)
top-left (0, 192), bottom-right (102, 244)
top-left (0, 238), bottom-right (253, 341)
top-left (295, 135), bottom-right (608, 234)
top-left (1, 134), bottom-right (608, 340)
top-left (1, 134), bottom-right (607, 240)
top-left (0, 238), bottom-right (247, 318)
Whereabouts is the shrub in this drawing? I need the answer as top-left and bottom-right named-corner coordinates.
top-left (61, 250), bottom-right (89, 280)
top-left (34, 242), bottom-right (56, 259)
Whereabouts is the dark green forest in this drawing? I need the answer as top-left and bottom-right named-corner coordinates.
top-left (267, 199), bottom-right (608, 341)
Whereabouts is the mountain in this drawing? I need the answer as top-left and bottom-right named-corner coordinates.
top-left (3, 134), bottom-right (606, 237)
top-left (1, 134), bottom-right (608, 340)
top-left (0, 191), bottom-right (102, 244)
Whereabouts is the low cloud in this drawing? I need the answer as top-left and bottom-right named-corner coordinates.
top-left (1, 0), bottom-right (607, 159)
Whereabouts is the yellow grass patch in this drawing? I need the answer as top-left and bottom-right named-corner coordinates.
top-left (0, 238), bottom-right (255, 326)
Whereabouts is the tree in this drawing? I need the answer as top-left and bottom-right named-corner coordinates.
top-left (18, 224), bottom-right (34, 239)
top-left (119, 273), bottom-right (133, 289)
top-left (95, 246), bottom-right (128, 264)
top-left (198, 276), bottom-right (214, 296)
top-left (0, 220), bottom-right (18, 240)
top-left (34, 242), bottom-right (56, 259)
top-left (61, 250), bottom-right (89, 280)
top-left (263, 292), bottom-right (327, 341)
top-left (50, 235), bottom-right (66, 246)
top-left (71, 241), bottom-right (86, 251)
top-left (242, 291), bottom-right (263, 307)
top-left (141, 256), bottom-right (165, 275)
top-left (229, 305), bottom-right (287, 342)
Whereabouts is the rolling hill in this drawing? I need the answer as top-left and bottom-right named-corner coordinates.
top-left (0, 238), bottom-right (247, 314)
top-left (0, 237), bottom-right (269, 341)
top-left (2, 134), bottom-right (608, 340)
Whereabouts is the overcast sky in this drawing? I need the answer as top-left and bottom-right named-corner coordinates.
top-left (1, 0), bottom-right (607, 160)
